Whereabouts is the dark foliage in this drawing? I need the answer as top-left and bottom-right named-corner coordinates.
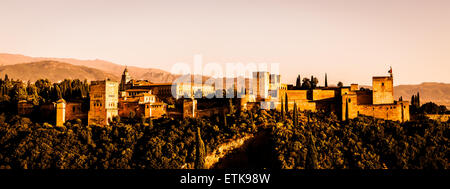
top-left (272, 111), bottom-right (448, 169)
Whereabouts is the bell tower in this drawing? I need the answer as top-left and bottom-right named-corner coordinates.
top-left (120, 66), bottom-right (131, 91)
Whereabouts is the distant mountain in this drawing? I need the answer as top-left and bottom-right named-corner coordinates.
top-left (394, 82), bottom-right (450, 108)
top-left (0, 61), bottom-right (119, 82)
top-left (0, 53), bottom-right (177, 83)
top-left (361, 83), bottom-right (450, 108)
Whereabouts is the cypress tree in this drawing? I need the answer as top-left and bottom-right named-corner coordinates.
top-left (281, 96), bottom-right (285, 121)
top-left (325, 73), bottom-right (328, 87)
top-left (296, 104), bottom-right (299, 126)
top-left (249, 111), bottom-right (254, 124)
top-left (223, 114), bottom-right (227, 127)
top-left (141, 117), bottom-right (146, 125)
top-left (345, 99), bottom-right (349, 121)
top-left (306, 133), bottom-right (319, 169)
top-left (292, 102), bottom-right (296, 126)
top-left (285, 93), bottom-right (288, 114)
top-left (417, 92), bottom-right (420, 107)
top-left (55, 85), bottom-right (62, 100)
top-left (307, 112), bottom-right (310, 124)
top-left (229, 98), bottom-right (234, 115)
top-left (195, 127), bottom-right (206, 169)
top-left (296, 75), bottom-right (301, 88)
top-left (296, 103), bottom-right (299, 126)
top-left (293, 102), bottom-right (298, 127)
top-left (149, 117), bottom-right (153, 127)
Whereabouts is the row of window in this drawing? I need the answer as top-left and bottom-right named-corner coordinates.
top-left (93, 102), bottom-right (117, 107)
top-left (146, 105), bottom-right (163, 108)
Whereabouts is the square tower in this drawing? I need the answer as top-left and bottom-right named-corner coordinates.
top-left (341, 92), bottom-right (358, 121)
top-left (56, 99), bottom-right (66, 126)
top-left (252, 72), bottom-right (270, 99)
top-left (88, 80), bottom-right (119, 125)
top-left (350, 84), bottom-right (359, 91)
top-left (372, 76), bottom-right (394, 105)
top-left (269, 74), bottom-right (281, 98)
top-left (120, 67), bottom-right (131, 91)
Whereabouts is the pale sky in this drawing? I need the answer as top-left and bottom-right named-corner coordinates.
top-left (0, 0), bottom-right (449, 86)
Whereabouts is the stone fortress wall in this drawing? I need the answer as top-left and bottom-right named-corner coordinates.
top-left (271, 72), bottom-right (410, 122)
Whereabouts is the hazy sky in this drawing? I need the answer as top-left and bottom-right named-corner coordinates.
top-left (0, 0), bottom-right (449, 85)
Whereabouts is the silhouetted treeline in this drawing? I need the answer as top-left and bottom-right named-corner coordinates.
top-left (410, 92), bottom-right (448, 115)
top-left (0, 74), bottom-right (89, 116)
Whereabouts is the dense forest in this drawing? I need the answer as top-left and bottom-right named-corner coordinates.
top-left (0, 108), bottom-right (447, 169)
top-left (272, 111), bottom-right (448, 169)
top-left (0, 106), bottom-right (263, 169)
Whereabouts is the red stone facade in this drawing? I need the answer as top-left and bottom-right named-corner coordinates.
top-left (17, 100), bottom-right (34, 115)
top-left (64, 102), bottom-right (87, 121)
top-left (118, 101), bottom-right (166, 119)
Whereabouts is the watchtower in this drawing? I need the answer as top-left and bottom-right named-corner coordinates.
top-left (372, 68), bottom-right (394, 105)
top-left (88, 80), bottom-right (119, 125)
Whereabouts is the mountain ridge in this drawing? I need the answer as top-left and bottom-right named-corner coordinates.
top-left (0, 61), bottom-right (119, 82)
top-left (360, 82), bottom-right (450, 108)
top-left (394, 82), bottom-right (450, 108)
top-left (0, 53), bottom-right (177, 83)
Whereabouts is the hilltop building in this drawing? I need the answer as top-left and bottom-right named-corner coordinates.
top-left (118, 88), bottom-right (166, 119)
top-left (273, 68), bottom-right (410, 122)
top-left (340, 73), bottom-right (410, 122)
top-left (41, 67), bottom-right (409, 125)
top-left (127, 81), bottom-right (215, 99)
top-left (117, 67), bottom-right (214, 119)
top-left (88, 79), bottom-right (119, 125)
top-left (251, 71), bottom-right (281, 100)
top-left (120, 70), bottom-right (215, 99)
top-left (17, 100), bottom-right (34, 115)
top-left (250, 71), bottom-right (282, 109)
top-left (19, 98), bottom-right (87, 126)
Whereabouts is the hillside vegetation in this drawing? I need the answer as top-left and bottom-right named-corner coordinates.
top-left (0, 108), bottom-right (447, 169)
top-left (272, 112), bottom-right (448, 169)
